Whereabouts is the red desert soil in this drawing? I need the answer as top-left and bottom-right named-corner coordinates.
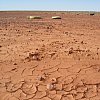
top-left (0, 11), bottom-right (100, 100)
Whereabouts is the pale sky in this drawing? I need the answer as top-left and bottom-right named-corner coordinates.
top-left (0, 0), bottom-right (100, 11)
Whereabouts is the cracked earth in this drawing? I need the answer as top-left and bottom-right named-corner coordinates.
top-left (0, 11), bottom-right (100, 100)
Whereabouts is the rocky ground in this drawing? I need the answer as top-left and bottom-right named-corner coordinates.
top-left (0, 11), bottom-right (100, 100)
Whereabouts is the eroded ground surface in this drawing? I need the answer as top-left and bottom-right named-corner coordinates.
top-left (0, 11), bottom-right (100, 100)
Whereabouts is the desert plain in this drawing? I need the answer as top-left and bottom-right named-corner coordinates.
top-left (0, 11), bottom-right (100, 100)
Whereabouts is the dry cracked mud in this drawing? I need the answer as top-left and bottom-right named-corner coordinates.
top-left (0, 11), bottom-right (100, 100)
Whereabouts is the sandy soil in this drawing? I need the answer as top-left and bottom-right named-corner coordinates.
top-left (0, 11), bottom-right (100, 100)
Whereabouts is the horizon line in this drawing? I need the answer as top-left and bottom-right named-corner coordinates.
top-left (0, 10), bottom-right (99, 12)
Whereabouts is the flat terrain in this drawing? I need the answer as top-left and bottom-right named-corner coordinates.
top-left (0, 11), bottom-right (100, 100)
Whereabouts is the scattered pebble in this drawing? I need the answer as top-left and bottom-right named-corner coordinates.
top-left (47, 83), bottom-right (55, 91)
top-left (37, 75), bottom-right (46, 81)
top-left (68, 47), bottom-right (74, 54)
top-left (81, 41), bottom-right (84, 44)
top-left (28, 52), bottom-right (40, 61)
top-left (51, 78), bottom-right (57, 84)
top-left (13, 63), bottom-right (17, 65)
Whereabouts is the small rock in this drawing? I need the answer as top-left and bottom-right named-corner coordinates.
top-left (47, 83), bottom-right (55, 90)
top-left (28, 52), bottom-right (40, 61)
top-left (49, 52), bottom-right (56, 57)
top-left (37, 76), bottom-right (44, 81)
top-left (52, 16), bottom-right (61, 19)
top-left (81, 41), bottom-right (84, 44)
top-left (32, 54), bottom-right (39, 60)
top-left (13, 63), bottom-right (17, 65)
top-left (37, 74), bottom-right (46, 81)
top-left (47, 27), bottom-right (50, 29)
top-left (92, 85), bottom-right (97, 92)
top-left (68, 47), bottom-right (74, 54)
top-left (90, 13), bottom-right (95, 16)
top-left (51, 78), bottom-right (57, 84)
top-left (28, 38), bottom-right (32, 40)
